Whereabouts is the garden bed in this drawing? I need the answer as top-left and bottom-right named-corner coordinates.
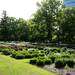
top-left (0, 44), bottom-right (75, 75)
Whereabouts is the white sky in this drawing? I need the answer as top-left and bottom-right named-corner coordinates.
top-left (0, 0), bottom-right (41, 20)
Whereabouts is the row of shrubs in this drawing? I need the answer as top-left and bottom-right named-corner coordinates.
top-left (0, 48), bottom-right (75, 68)
top-left (0, 47), bottom-right (74, 58)
top-left (0, 48), bottom-right (74, 59)
top-left (55, 58), bottom-right (75, 68)
top-left (48, 52), bottom-right (71, 63)
top-left (0, 48), bottom-right (13, 55)
top-left (30, 57), bottom-right (75, 68)
top-left (44, 47), bottom-right (75, 54)
top-left (30, 57), bottom-right (52, 66)
top-left (0, 48), bottom-right (46, 59)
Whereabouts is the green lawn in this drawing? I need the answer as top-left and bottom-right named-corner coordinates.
top-left (0, 54), bottom-right (56, 75)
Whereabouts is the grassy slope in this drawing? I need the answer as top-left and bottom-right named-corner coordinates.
top-left (0, 54), bottom-right (56, 75)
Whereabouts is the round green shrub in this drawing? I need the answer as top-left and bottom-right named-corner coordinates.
top-left (2, 49), bottom-right (12, 55)
top-left (25, 54), bottom-right (32, 58)
top-left (56, 49), bottom-right (61, 53)
top-left (51, 48), bottom-right (61, 53)
top-left (37, 59), bottom-right (45, 66)
top-left (15, 53), bottom-right (25, 59)
top-left (39, 53), bottom-right (45, 57)
top-left (40, 50), bottom-right (45, 53)
top-left (0, 48), bottom-right (3, 52)
top-left (65, 59), bottom-right (75, 68)
top-left (11, 51), bottom-right (17, 58)
top-left (55, 59), bottom-right (66, 68)
top-left (30, 58), bottom-right (37, 64)
top-left (51, 49), bottom-right (57, 52)
top-left (37, 56), bottom-right (45, 60)
top-left (45, 58), bottom-right (52, 65)
top-left (31, 54), bottom-right (38, 58)
top-left (61, 54), bottom-right (70, 58)
top-left (49, 55), bottom-right (56, 63)
top-left (38, 47), bottom-right (43, 50)
top-left (68, 50), bottom-right (75, 54)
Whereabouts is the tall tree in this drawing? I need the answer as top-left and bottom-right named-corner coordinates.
top-left (0, 10), bottom-right (10, 40)
top-left (59, 7), bottom-right (75, 43)
top-left (32, 0), bottom-right (61, 42)
top-left (17, 18), bottom-right (29, 41)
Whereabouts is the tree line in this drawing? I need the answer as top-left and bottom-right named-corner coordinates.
top-left (0, 0), bottom-right (75, 44)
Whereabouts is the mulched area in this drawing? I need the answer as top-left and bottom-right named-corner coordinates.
top-left (43, 64), bottom-right (75, 75)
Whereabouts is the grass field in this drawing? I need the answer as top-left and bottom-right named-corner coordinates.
top-left (0, 54), bottom-right (56, 75)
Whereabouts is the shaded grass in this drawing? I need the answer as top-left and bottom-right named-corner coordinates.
top-left (0, 54), bottom-right (56, 75)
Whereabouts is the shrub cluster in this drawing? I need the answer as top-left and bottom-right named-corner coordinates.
top-left (30, 57), bottom-right (52, 66)
top-left (55, 58), bottom-right (75, 68)
top-left (0, 47), bottom-right (75, 68)
top-left (2, 48), bottom-right (13, 55)
top-left (0, 48), bottom-right (45, 59)
top-left (0, 48), bottom-right (16, 56)
top-left (0, 48), bottom-right (3, 52)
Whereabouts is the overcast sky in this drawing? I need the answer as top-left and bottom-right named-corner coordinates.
top-left (0, 0), bottom-right (41, 20)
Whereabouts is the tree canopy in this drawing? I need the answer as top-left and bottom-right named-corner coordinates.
top-left (0, 0), bottom-right (75, 44)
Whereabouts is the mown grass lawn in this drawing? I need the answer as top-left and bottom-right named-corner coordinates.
top-left (0, 54), bottom-right (56, 75)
